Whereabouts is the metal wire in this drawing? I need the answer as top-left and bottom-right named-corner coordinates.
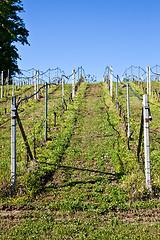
top-left (103, 66), bottom-right (144, 101)
top-left (15, 65), bottom-right (95, 109)
top-left (129, 85), bottom-right (143, 100)
top-left (16, 82), bottom-right (58, 109)
top-left (150, 68), bottom-right (160, 76)
top-left (118, 73), bottom-right (143, 100)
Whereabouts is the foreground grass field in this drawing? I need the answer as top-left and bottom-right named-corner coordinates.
top-left (0, 82), bottom-right (160, 239)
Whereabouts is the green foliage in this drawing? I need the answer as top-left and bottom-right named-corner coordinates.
top-left (0, 0), bottom-right (29, 78)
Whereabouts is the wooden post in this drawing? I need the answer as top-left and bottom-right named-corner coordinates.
top-left (137, 108), bottom-right (143, 162)
top-left (143, 94), bottom-right (152, 192)
top-left (16, 112), bottom-right (34, 161)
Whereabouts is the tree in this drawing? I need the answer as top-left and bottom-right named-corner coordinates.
top-left (0, 0), bottom-right (29, 82)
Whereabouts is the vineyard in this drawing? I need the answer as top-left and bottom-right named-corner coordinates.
top-left (0, 66), bottom-right (160, 239)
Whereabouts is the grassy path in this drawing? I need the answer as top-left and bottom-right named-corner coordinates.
top-left (50, 83), bottom-right (116, 190)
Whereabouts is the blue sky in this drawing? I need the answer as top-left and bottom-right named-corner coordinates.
top-left (17, 0), bottom-right (160, 81)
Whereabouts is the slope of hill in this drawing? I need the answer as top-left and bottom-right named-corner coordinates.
top-left (0, 82), bottom-right (160, 239)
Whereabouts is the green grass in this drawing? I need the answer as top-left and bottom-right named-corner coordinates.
top-left (0, 81), bottom-right (160, 239)
top-left (0, 209), bottom-right (159, 239)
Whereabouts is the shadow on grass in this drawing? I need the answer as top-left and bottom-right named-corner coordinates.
top-left (54, 176), bottom-right (117, 189)
top-left (58, 165), bottom-right (116, 176)
top-left (39, 163), bottom-right (124, 190)
top-left (36, 161), bottom-right (121, 179)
